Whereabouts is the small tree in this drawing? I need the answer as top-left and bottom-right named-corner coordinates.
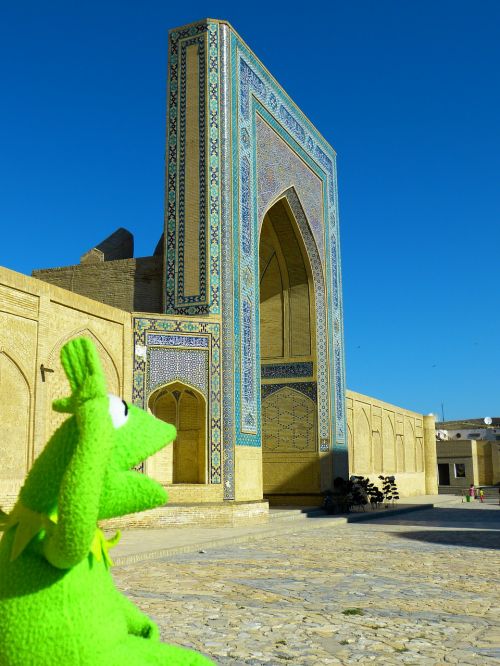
top-left (349, 476), bottom-right (368, 510)
top-left (367, 481), bottom-right (384, 508)
top-left (350, 476), bottom-right (384, 509)
top-left (378, 475), bottom-right (400, 507)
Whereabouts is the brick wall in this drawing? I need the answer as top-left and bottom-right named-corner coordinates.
top-left (33, 256), bottom-right (163, 313)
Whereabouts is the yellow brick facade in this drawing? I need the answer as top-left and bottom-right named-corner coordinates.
top-left (0, 266), bottom-right (438, 517)
top-left (346, 390), bottom-right (438, 497)
top-left (0, 266), bottom-right (132, 511)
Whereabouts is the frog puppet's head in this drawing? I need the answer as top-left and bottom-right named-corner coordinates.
top-left (17, 337), bottom-right (175, 545)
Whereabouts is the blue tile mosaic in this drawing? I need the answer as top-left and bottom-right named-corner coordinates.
top-left (148, 347), bottom-right (208, 395)
top-left (166, 22), bottom-right (221, 315)
top-left (133, 316), bottom-right (222, 483)
top-left (147, 333), bottom-right (209, 348)
top-left (160, 20), bottom-right (347, 495)
top-left (261, 362), bottom-right (313, 379)
top-left (261, 381), bottom-right (317, 403)
top-left (229, 31), bottom-right (347, 451)
top-left (256, 115), bottom-right (325, 261)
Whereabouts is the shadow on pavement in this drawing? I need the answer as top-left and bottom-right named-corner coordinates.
top-left (393, 529), bottom-right (500, 550)
top-left (363, 505), bottom-right (500, 529)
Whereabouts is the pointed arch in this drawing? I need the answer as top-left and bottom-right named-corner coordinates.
top-left (372, 428), bottom-right (383, 473)
top-left (43, 328), bottom-right (120, 445)
top-left (259, 188), bottom-right (328, 498)
top-left (382, 412), bottom-right (396, 473)
top-left (396, 434), bottom-right (405, 472)
top-left (353, 405), bottom-right (372, 473)
top-left (0, 351), bottom-right (31, 478)
top-left (47, 328), bottom-right (120, 393)
top-left (260, 187), bottom-right (329, 445)
top-left (416, 437), bottom-right (424, 473)
top-left (404, 417), bottom-right (416, 473)
top-left (148, 381), bottom-right (207, 484)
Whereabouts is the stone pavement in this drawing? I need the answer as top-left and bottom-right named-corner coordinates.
top-left (109, 495), bottom-right (457, 566)
top-left (111, 498), bottom-right (500, 665)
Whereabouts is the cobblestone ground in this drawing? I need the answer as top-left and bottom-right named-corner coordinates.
top-left (113, 504), bottom-right (500, 665)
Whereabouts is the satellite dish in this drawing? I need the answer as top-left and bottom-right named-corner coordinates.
top-left (484, 417), bottom-right (492, 425)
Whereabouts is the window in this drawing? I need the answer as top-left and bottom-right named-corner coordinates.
top-left (454, 463), bottom-right (466, 478)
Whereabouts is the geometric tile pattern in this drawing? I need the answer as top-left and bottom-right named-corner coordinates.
top-left (261, 362), bottom-right (314, 380)
top-left (285, 188), bottom-right (330, 442)
top-left (161, 19), bottom-right (347, 495)
top-left (165, 22), bottom-right (221, 314)
top-left (261, 386), bottom-right (317, 452)
top-left (256, 115), bottom-right (325, 262)
top-left (261, 381), bottom-right (317, 403)
top-left (230, 30), bottom-right (347, 453)
top-left (147, 333), bottom-right (209, 348)
top-left (219, 24), bottom-right (235, 497)
top-left (241, 296), bottom-right (256, 433)
top-left (148, 348), bottom-right (208, 396)
top-left (176, 34), bottom-right (207, 304)
top-left (133, 316), bottom-right (221, 484)
top-left (234, 54), bottom-right (260, 438)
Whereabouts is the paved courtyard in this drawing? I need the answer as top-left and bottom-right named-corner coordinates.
top-left (112, 503), bottom-right (500, 665)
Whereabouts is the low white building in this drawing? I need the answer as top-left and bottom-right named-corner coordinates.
top-left (436, 419), bottom-right (500, 491)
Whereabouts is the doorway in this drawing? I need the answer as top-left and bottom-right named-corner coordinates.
top-left (149, 382), bottom-right (206, 484)
top-left (259, 197), bottom-right (319, 497)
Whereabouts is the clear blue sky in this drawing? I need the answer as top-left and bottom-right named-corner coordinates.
top-left (1, 1), bottom-right (499, 420)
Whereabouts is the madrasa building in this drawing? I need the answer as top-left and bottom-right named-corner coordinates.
top-left (0, 19), bottom-right (438, 523)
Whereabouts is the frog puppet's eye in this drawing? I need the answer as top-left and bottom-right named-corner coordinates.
top-left (108, 393), bottom-right (129, 428)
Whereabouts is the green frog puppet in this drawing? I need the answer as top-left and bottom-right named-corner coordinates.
top-left (0, 337), bottom-right (213, 665)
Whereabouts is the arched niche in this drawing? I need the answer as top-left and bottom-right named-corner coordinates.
top-left (404, 417), bottom-right (416, 473)
top-left (0, 352), bottom-right (31, 479)
top-left (44, 330), bottom-right (120, 449)
top-left (382, 413), bottom-right (396, 473)
top-left (396, 434), bottom-right (405, 473)
top-left (259, 194), bottom-right (323, 498)
top-left (347, 422), bottom-right (354, 475)
top-left (148, 381), bottom-right (206, 485)
top-left (260, 197), bottom-right (315, 360)
top-left (416, 437), bottom-right (424, 473)
top-left (353, 405), bottom-right (372, 474)
top-left (372, 429), bottom-right (383, 473)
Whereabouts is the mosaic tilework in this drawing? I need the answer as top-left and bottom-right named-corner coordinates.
top-left (147, 333), bottom-right (209, 348)
top-left (176, 35), bottom-right (207, 304)
top-left (332, 173), bottom-right (347, 443)
top-left (241, 156), bottom-right (252, 256)
top-left (219, 23), bottom-right (235, 498)
top-left (133, 317), bottom-right (221, 484)
top-left (319, 439), bottom-right (330, 452)
top-left (261, 362), bottom-right (313, 379)
top-left (166, 21), bottom-right (221, 315)
top-left (261, 381), bottom-right (317, 403)
top-left (230, 33), bottom-right (347, 452)
top-left (285, 189), bottom-right (329, 442)
top-left (261, 386), bottom-right (317, 452)
top-left (241, 297), bottom-right (256, 432)
top-left (231, 48), bottom-right (260, 442)
top-left (161, 20), bottom-right (346, 490)
top-left (148, 348), bottom-right (208, 395)
top-left (256, 115), bottom-right (325, 261)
